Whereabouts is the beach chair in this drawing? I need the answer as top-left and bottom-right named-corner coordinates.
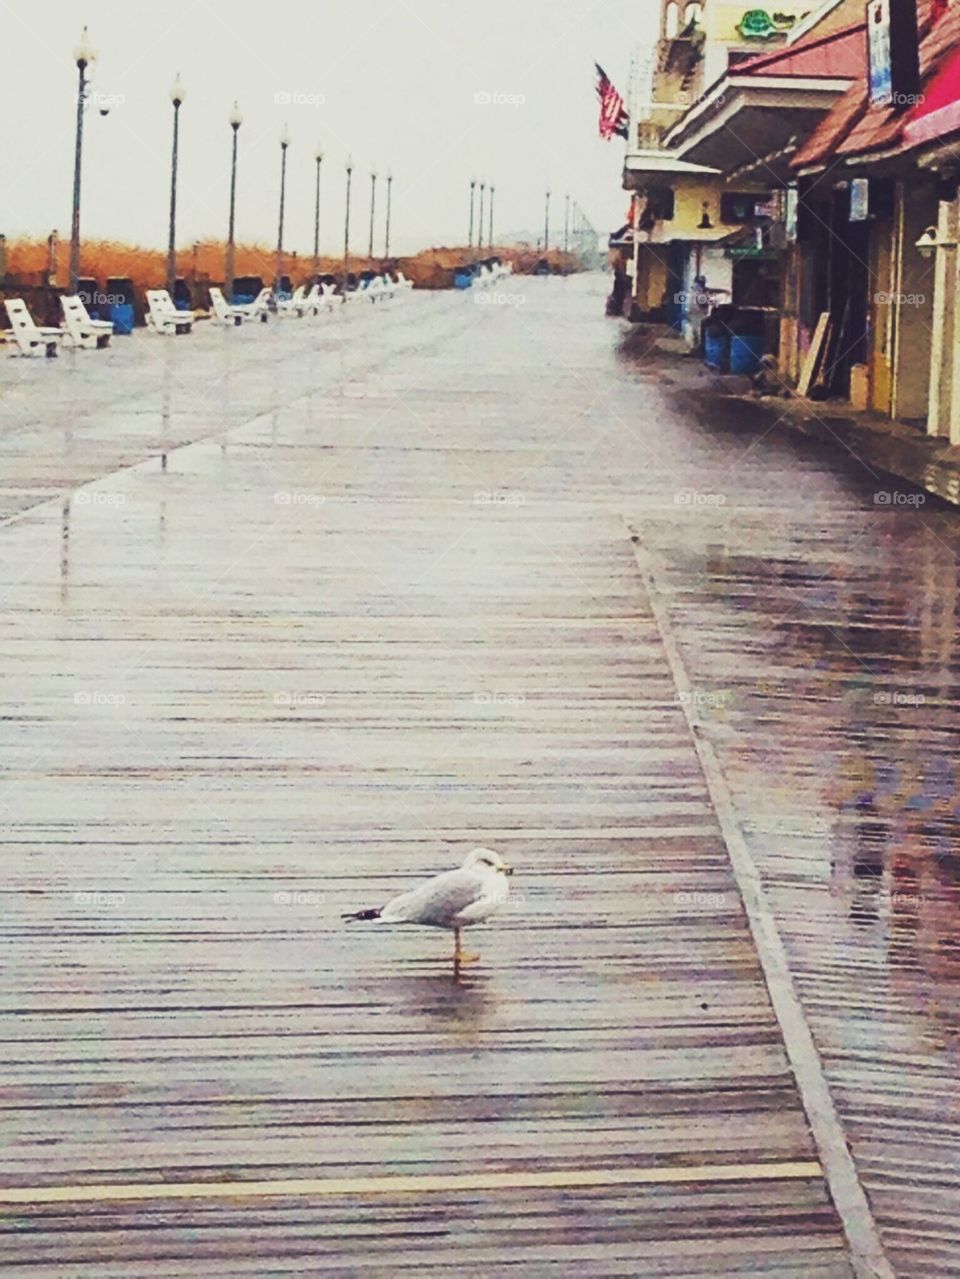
top-left (316, 283), bottom-right (340, 311)
top-left (395, 271), bottom-right (414, 291)
top-left (3, 298), bottom-right (64, 357)
top-left (210, 286), bottom-right (270, 325)
top-left (60, 295), bottom-right (114, 349)
top-left (275, 284), bottom-right (308, 317)
top-left (359, 274), bottom-right (387, 303)
top-left (145, 289), bottom-right (195, 335)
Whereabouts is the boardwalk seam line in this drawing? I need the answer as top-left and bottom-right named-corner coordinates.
top-left (0, 1161), bottom-right (824, 1206)
top-left (627, 528), bottom-right (894, 1279)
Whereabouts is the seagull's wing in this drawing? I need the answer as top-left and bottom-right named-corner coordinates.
top-left (381, 867), bottom-right (486, 927)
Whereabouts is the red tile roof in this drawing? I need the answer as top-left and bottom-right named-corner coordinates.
top-left (793, 0), bottom-right (960, 170)
top-left (737, 22), bottom-right (867, 80)
top-left (792, 79), bottom-right (869, 171)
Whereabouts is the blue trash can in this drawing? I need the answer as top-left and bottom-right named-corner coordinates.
top-left (704, 331), bottom-right (730, 372)
top-left (108, 303), bottom-right (135, 334)
top-left (105, 277), bottom-right (136, 333)
top-left (730, 334), bottom-right (764, 375)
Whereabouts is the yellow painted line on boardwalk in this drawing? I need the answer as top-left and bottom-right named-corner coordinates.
top-left (0, 1161), bottom-right (823, 1206)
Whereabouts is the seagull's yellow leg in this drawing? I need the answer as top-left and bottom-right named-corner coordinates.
top-left (453, 928), bottom-right (480, 977)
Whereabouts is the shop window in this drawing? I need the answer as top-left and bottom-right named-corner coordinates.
top-left (648, 186), bottom-right (675, 221)
top-left (721, 192), bottom-right (761, 224)
top-left (665, 2), bottom-right (680, 38)
top-left (684, 2), bottom-right (703, 28)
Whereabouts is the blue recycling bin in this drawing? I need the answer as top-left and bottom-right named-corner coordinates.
top-left (730, 334), bottom-right (764, 375)
top-left (108, 303), bottom-right (134, 334)
top-left (105, 278), bottom-right (136, 333)
top-left (704, 331), bottom-right (730, 372)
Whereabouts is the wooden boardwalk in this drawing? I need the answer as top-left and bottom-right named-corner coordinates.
top-left (0, 285), bottom-right (854, 1274)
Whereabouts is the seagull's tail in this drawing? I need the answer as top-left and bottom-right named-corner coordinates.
top-left (341, 907), bottom-right (382, 922)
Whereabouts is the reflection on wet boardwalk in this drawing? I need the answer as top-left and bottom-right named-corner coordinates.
top-left (1, 276), bottom-right (956, 1273)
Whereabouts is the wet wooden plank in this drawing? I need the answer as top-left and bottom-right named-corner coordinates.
top-left (0, 280), bottom-right (854, 1270)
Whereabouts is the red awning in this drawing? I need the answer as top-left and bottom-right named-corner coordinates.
top-left (903, 45), bottom-right (960, 148)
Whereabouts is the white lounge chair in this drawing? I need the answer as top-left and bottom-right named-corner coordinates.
top-left (145, 289), bottom-right (195, 335)
top-left (316, 283), bottom-right (340, 311)
top-left (3, 298), bottom-right (64, 357)
top-left (210, 286), bottom-right (270, 325)
top-left (394, 271), bottom-right (414, 291)
top-left (61, 295), bottom-right (114, 349)
top-left (275, 284), bottom-right (308, 317)
top-left (359, 275), bottom-right (387, 303)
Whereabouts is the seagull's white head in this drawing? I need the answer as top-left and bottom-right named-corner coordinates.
top-left (463, 847), bottom-right (513, 877)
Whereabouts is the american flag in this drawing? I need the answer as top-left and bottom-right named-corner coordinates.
top-left (595, 63), bottom-right (629, 141)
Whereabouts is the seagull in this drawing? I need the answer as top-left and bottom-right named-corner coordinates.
top-left (342, 848), bottom-right (512, 974)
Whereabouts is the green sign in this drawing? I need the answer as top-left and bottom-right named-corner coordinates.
top-left (737, 9), bottom-right (797, 39)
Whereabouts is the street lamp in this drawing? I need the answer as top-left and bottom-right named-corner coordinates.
top-left (544, 189), bottom-right (551, 255)
top-left (564, 194), bottom-right (570, 253)
top-left (166, 73), bottom-right (185, 298)
top-left (69, 26), bottom-right (97, 295)
top-left (225, 100), bottom-right (242, 302)
top-left (468, 177), bottom-right (476, 248)
top-left (313, 144), bottom-right (324, 274)
top-left (343, 154), bottom-right (353, 294)
top-left (384, 170), bottom-right (393, 259)
top-left (488, 183), bottom-right (495, 250)
top-left (276, 124), bottom-right (290, 290)
top-left (368, 167), bottom-right (378, 261)
top-left (916, 225), bottom-right (958, 259)
top-left (478, 181), bottom-right (486, 257)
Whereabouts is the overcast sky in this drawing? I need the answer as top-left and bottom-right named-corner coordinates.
top-left (0, 0), bottom-right (656, 256)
